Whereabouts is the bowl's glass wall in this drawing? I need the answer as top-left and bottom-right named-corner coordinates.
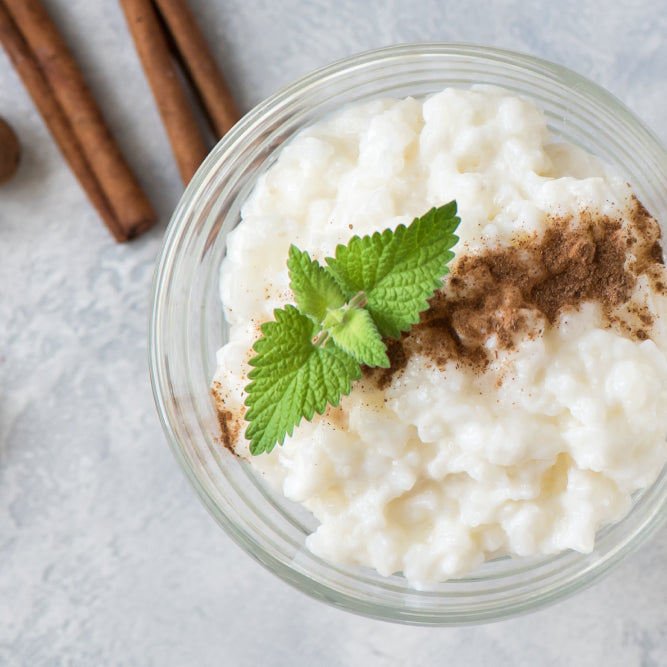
top-left (150, 44), bottom-right (667, 624)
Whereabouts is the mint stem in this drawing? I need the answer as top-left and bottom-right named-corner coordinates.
top-left (313, 329), bottom-right (330, 348)
top-left (348, 291), bottom-right (367, 309)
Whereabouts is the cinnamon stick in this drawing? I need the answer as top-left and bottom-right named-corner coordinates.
top-left (0, 2), bottom-right (128, 239)
top-left (1, 0), bottom-right (156, 241)
top-left (119, 0), bottom-right (209, 185)
top-left (152, 0), bottom-right (240, 140)
top-left (0, 116), bottom-right (20, 183)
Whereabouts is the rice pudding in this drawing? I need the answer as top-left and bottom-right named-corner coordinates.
top-left (211, 86), bottom-right (667, 586)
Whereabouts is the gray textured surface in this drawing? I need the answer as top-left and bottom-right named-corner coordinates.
top-left (1, 0), bottom-right (666, 665)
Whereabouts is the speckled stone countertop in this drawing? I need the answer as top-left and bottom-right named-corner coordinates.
top-left (1, 1), bottom-right (665, 665)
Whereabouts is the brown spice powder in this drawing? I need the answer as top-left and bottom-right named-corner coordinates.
top-left (217, 408), bottom-right (240, 452)
top-left (369, 199), bottom-right (666, 386)
top-left (211, 381), bottom-right (242, 454)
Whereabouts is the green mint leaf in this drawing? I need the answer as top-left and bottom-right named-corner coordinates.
top-left (242, 202), bottom-right (461, 455)
top-left (288, 245), bottom-right (346, 323)
top-left (322, 304), bottom-right (389, 368)
top-left (325, 202), bottom-right (460, 338)
top-left (244, 305), bottom-right (361, 455)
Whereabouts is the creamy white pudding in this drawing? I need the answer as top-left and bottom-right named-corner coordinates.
top-left (211, 86), bottom-right (667, 586)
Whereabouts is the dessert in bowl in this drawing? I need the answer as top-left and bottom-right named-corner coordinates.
top-left (149, 43), bottom-right (667, 624)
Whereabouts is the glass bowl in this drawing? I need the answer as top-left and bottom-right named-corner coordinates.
top-left (149, 43), bottom-right (667, 625)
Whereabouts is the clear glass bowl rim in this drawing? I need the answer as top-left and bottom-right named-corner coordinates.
top-left (149, 42), bottom-right (667, 625)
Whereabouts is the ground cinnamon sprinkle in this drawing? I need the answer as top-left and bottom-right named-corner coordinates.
top-left (376, 339), bottom-right (409, 390)
top-left (217, 408), bottom-right (240, 452)
top-left (211, 381), bottom-right (243, 454)
top-left (369, 198), bottom-right (666, 386)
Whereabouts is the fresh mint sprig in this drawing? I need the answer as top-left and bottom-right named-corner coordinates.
top-left (244, 202), bottom-right (460, 455)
